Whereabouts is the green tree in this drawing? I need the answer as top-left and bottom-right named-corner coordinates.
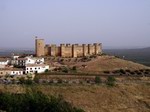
top-left (106, 76), bottom-right (116, 87)
top-left (0, 91), bottom-right (85, 112)
top-left (45, 69), bottom-right (49, 73)
top-left (19, 77), bottom-right (25, 84)
top-left (72, 66), bottom-right (77, 71)
top-left (62, 67), bottom-right (68, 73)
top-left (95, 76), bottom-right (102, 84)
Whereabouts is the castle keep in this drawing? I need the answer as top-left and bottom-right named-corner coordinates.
top-left (35, 38), bottom-right (102, 57)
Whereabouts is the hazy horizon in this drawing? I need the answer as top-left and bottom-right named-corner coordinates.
top-left (0, 45), bottom-right (150, 51)
top-left (0, 0), bottom-right (150, 49)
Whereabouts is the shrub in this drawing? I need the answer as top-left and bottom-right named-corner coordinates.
top-left (112, 70), bottom-right (120, 74)
top-left (19, 77), bottom-right (33, 85)
top-left (45, 69), bottom-right (49, 73)
top-left (58, 79), bottom-right (63, 84)
top-left (95, 76), bottom-right (102, 84)
top-left (139, 69), bottom-right (144, 72)
top-left (19, 77), bottom-right (26, 84)
top-left (106, 76), bottom-right (116, 87)
top-left (60, 59), bottom-right (64, 62)
top-left (0, 91), bottom-right (85, 112)
top-left (89, 55), bottom-right (97, 59)
top-left (72, 66), bottom-right (77, 71)
top-left (145, 69), bottom-right (150, 73)
top-left (25, 79), bottom-right (33, 85)
top-left (130, 72), bottom-right (135, 75)
top-left (125, 69), bottom-right (131, 73)
top-left (62, 67), bottom-right (69, 73)
top-left (137, 72), bottom-right (142, 75)
top-left (34, 76), bottom-right (40, 84)
top-left (119, 69), bottom-right (126, 74)
top-left (144, 71), bottom-right (149, 74)
top-left (103, 71), bottom-right (110, 74)
top-left (134, 70), bottom-right (139, 73)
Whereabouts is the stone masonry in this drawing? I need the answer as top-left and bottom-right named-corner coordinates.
top-left (35, 38), bottom-right (102, 57)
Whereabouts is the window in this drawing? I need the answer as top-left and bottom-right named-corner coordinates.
top-left (38, 67), bottom-right (40, 69)
top-left (1, 72), bottom-right (2, 74)
top-left (35, 68), bottom-right (37, 69)
top-left (26, 68), bottom-right (28, 70)
top-left (30, 68), bottom-right (32, 70)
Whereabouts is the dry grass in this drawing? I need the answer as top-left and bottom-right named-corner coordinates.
top-left (0, 78), bottom-right (150, 112)
top-left (66, 56), bottom-right (150, 73)
top-left (45, 55), bottom-right (150, 74)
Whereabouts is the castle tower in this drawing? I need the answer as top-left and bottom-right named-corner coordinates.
top-left (35, 38), bottom-right (45, 57)
top-left (60, 44), bottom-right (66, 57)
top-left (72, 44), bottom-right (77, 58)
top-left (99, 43), bottom-right (103, 54)
top-left (82, 44), bottom-right (87, 56)
top-left (88, 44), bottom-right (92, 55)
top-left (94, 43), bottom-right (99, 54)
top-left (50, 44), bottom-right (56, 56)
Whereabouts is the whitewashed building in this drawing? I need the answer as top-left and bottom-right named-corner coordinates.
top-left (10, 68), bottom-right (24, 76)
top-left (0, 59), bottom-right (10, 68)
top-left (25, 64), bottom-right (49, 74)
top-left (11, 55), bottom-right (20, 60)
top-left (0, 68), bottom-right (23, 76)
top-left (12, 56), bottom-right (44, 67)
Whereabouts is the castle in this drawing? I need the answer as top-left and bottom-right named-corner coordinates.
top-left (35, 38), bottom-right (102, 58)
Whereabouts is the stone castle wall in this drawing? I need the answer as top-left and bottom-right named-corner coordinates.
top-left (36, 39), bottom-right (102, 57)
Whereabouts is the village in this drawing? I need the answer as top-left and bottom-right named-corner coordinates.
top-left (0, 53), bottom-right (50, 83)
top-left (0, 38), bottom-right (101, 82)
top-left (0, 38), bottom-right (150, 85)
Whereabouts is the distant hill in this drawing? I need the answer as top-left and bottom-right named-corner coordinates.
top-left (104, 48), bottom-right (150, 67)
top-left (0, 49), bottom-right (34, 57)
top-left (141, 47), bottom-right (150, 50)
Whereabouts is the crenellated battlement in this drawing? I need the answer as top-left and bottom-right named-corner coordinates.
top-left (36, 38), bottom-right (102, 57)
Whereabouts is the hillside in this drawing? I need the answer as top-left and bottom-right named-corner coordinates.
top-left (0, 77), bottom-right (150, 112)
top-left (77, 56), bottom-right (148, 72)
top-left (56, 55), bottom-right (150, 73)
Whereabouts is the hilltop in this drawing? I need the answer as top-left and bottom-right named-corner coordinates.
top-left (46, 55), bottom-right (150, 74)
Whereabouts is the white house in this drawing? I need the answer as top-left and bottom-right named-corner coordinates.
top-left (11, 55), bottom-right (20, 60)
top-left (25, 64), bottom-right (49, 74)
top-left (0, 59), bottom-right (10, 68)
top-left (25, 56), bottom-right (44, 65)
top-left (0, 68), bottom-right (24, 76)
top-left (12, 56), bottom-right (44, 67)
top-left (10, 68), bottom-right (24, 76)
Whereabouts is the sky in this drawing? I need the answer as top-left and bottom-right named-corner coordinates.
top-left (0, 0), bottom-right (150, 49)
